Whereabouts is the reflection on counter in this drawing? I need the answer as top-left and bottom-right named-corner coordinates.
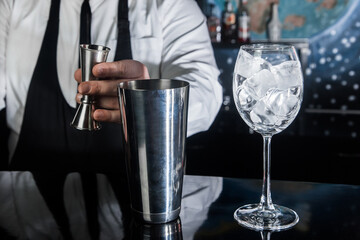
top-left (0, 172), bottom-right (222, 240)
top-left (131, 218), bottom-right (183, 240)
top-left (1, 173), bottom-right (360, 239)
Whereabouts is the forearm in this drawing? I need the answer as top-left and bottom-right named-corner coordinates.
top-left (0, 0), bottom-right (13, 111)
top-left (159, 0), bottom-right (223, 136)
top-left (164, 59), bottom-right (222, 136)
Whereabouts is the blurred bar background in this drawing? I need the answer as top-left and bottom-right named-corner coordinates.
top-left (187, 0), bottom-right (360, 185)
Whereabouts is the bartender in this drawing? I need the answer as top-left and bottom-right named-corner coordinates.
top-left (0, 0), bottom-right (222, 238)
top-left (0, 0), bottom-right (222, 168)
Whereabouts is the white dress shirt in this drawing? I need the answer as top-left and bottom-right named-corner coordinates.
top-left (0, 0), bottom-right (222, 158)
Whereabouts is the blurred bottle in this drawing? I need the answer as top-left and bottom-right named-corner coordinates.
top-left (266, 3), bottom-right (282, 42)
top-left (207, 4), bottom-right (221, 43)
top-left (221, 0), bottom-right (237, 44)
top-left (237, 0), bottom-right (251, 43)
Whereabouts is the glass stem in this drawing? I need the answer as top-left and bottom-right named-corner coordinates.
top-left (260, 135), bottom-right (275, 210)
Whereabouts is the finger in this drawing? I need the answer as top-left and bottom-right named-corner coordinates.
top-left (78, 80), bottom-right (119, 96)
top-left (95, 96), bottom-right (119, 110)
top-left (74, 69), bottom-right (82, 83)
top-left (76, 93), bottom-right (83, 104)
top-left (93, 109), bottom-right (120, 123)
top-left (93, 60), bottom-right (150, 79)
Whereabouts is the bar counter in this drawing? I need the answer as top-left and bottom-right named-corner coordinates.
top-left (0, 173), bottom-right (359, 239)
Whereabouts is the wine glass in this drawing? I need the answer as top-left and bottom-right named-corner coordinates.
top-left (232, 44), bottom-right (303, 230)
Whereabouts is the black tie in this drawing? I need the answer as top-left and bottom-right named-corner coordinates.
top-left (80, 0), bottom-right (91, 44)
top-left (79, 0), bottom-right (132, 61)
top-left (79, 2), bottom-right (100, 239)
top-left (114, 0), bottom-right (133, 60)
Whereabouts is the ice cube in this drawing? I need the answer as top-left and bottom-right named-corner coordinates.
top-left (250, 100), bottom-right (278, 127)
top-left (234, 49), bottom-right (271, 78)
top-left (234, 73), bottom-right (246, 86)
top-left (272, 61), bottom-right (303, 90)
top-left (235, 86), bottom-right (257, 111)
top-left (243, 69), bottom-right (277, 99)
top-left (264, 87), bottom-right (301, 117)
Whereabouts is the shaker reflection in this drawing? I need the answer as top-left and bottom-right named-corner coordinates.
top-left (131, 218), bottom-right (183, 240)
top-left (260, 231), bottom-right (272, 240)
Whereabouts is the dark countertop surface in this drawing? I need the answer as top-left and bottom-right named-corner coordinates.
top-left (0, 172), bottom-right (359, 239)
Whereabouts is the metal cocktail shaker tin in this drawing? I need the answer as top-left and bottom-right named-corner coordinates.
top-left (118, 79), bottom-right (189, 223)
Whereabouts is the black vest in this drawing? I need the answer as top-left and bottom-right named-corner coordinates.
top-left (8, 1), bottom-right (134, 239)
top-left (10, 0), bottom-right (132, 173)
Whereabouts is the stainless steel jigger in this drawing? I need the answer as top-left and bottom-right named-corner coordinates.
top-left (71, 44), bottom-right (110, 131)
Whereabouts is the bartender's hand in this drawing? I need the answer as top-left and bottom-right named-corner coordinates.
top-left (74, 60), bottom-right (150, 123)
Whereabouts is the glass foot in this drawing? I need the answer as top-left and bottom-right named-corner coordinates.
top-left (234, 203), bottom-right (299, 231)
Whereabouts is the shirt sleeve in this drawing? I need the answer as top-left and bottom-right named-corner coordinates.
top-left (0, 0), bottom-right (13, 111)
top-left (159, 0), bottom-right (223, 137)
